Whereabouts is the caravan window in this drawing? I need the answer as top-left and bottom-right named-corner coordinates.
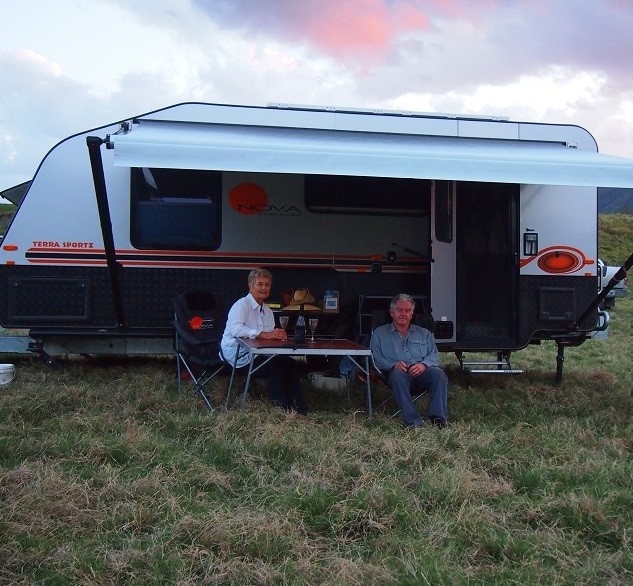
top-left (130, 168), bottom-right (221, 250)
top-left (305, 175), bottom-right (430, 215)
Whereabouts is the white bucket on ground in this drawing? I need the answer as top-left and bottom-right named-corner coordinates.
top-left (0, 364), bottom-right (15, 386)
top-left (308, 372), bottom-right (347, 391)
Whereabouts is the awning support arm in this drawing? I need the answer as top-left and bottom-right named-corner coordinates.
top-left (86, 136), bottom-right (126, 328)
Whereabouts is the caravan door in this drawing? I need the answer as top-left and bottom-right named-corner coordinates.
top-left (431, 181), bottom-right (519, 348)
top-left (455, 182), bottom-right (519, 347)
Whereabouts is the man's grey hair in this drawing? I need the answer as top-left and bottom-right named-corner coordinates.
top-left (390, 293), bottom-right (416, 310)
top-left (248, 268), bottom-right (273, 285)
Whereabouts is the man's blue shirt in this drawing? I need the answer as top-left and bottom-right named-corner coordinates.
top-left (370, 323), bottom-right (440, 371)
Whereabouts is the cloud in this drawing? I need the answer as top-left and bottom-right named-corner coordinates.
top-left (193, 0), bottom-right (431, 57)
top-left (0, 19), bottom-right (357, 191)
top-left (0, 50), bottom-right (97, 186)
top-left (0, 47), bottom-right (188, 190)
top-left (102, 0), bottom-right (633, 103)
top-left (2, 0), bottom-right (633, 193)
top-left (185, 0), bottom-right (633, 94)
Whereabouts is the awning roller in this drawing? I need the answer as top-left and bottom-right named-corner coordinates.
top-left (108, 119), bottom-right (633, 188)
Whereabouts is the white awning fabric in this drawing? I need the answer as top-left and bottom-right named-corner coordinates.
top-left (108, 119), bottom-right (633, 188)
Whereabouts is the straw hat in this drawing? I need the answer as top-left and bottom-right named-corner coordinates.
top-left (283, 288), bottom-right (320, 311)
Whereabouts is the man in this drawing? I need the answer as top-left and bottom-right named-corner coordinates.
top-left (370, 293), bottom-right (448, 428)
top-left (221, 268), bottom-right (307, 415)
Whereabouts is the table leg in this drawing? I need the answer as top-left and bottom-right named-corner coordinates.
top-left (239, 356), bottom-right (256, 409)
top-left (365, 355), bottom-right (373, 421)
top-left (225, 353), bottom-right (240, 410)
top-left (346, 354), bottom-right (373, 422)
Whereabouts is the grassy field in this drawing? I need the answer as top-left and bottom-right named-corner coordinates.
top-left (0, 205), bottom-right (16, 236)
top-left (0, 216), bottom-right (631, 584)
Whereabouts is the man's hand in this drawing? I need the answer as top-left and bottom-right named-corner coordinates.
top-left (407, 363), bottom-right (427, 378)
top-left (394, 361), bottom-right (409, 373)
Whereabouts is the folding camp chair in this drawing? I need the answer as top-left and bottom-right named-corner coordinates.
top-left (173, 290), bottom-right (228, 411)
top-left (369, 305), bottom-right (435, 418)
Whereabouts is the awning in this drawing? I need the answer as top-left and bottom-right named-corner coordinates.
top-left (108, 119), bottom-right (633, 188)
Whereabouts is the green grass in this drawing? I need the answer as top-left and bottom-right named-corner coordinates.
top-left (0, 214), bottom-right (631, 584)
top-left (0, 204), bottom-right (16, 234)
top-left (1, 340), bottom-right (630, 584)
top-left (599, 213), bottom-right (633, 265)
top-left (1, 341), bottom-right (631, 584)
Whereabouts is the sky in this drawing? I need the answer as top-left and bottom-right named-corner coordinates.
top-left (1, 0), bottom-right (633, 194)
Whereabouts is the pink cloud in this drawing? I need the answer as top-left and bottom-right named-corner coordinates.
top-left (299, 0), bottom-right (431, 54)
top-left (198, 0), bottom-right (435, 57)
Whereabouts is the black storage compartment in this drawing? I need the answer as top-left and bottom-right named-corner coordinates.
top-left (539, 287), bottom-right (575, 322)
top-left (7, 277), bottom-right (91, 323)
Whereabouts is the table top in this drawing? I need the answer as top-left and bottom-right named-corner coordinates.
top-left (237, 337), bottom-right (371, 356)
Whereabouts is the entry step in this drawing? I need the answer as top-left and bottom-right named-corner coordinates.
top-left (465, 367), bottom-right (524, 374)
top-left (457, 353), bottom-right (523, 374)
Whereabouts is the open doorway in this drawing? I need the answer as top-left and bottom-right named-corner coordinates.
top-left (456, 182), bottom-right (518, 346)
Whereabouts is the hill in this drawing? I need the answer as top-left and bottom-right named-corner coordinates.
top-left (598, 187), bottom-right (633, 214)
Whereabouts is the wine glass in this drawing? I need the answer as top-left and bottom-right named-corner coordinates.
top-left (308, 318), bottom-right (318, 343)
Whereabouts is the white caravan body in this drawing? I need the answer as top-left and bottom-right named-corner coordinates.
top-left (2, 102), bottom-right (632, 366)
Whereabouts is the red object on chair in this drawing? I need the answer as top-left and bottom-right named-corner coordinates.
top-left (189, 316), bottom-right (203, 330)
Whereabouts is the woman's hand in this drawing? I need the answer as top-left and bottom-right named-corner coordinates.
top-left (259, 328), bottom-right (288, 341)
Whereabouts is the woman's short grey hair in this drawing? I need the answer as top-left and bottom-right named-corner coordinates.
top-left (390, 293), bottom-right (416, 310)
top-left (248, 268), bottom-right (273, 285)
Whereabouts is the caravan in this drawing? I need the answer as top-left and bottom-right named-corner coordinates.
top-left (1, 102), bottom-right (632, 378)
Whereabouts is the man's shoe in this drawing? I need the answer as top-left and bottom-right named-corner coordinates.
top-left (429, 416), bottom-right (447, 429)
top-left (403, 420), bottom-right (425, 429)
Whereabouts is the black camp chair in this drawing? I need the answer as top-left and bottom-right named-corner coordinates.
top-left (173, 290), bottom-right (227, 411)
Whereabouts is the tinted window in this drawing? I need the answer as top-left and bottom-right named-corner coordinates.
top-left (305, 175), bottom-right (430, 215)
top-left (130, 168), bottom-right (221, 250)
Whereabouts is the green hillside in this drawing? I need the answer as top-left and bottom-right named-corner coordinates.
top-left (599, 213), bottom-right (633, 265)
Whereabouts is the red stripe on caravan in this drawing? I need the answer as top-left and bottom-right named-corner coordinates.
top-left (25, 249), bottom-right (429, 272)
top-left (27, 246), bottom-right (420, 264)
top-left (26, 258), bottom-right (428, 272)
top-left (28, 259), bottom-right (107, 265)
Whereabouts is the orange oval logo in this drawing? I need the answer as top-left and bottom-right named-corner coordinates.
top-left (537, 251), bottom-right (581, 273)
